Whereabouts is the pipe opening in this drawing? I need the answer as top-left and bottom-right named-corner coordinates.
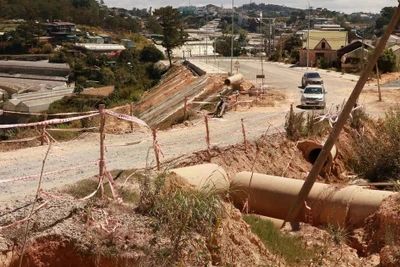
top-left (308, 148), bottom-right (329, 167)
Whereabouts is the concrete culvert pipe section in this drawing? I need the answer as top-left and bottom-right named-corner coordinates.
top-left (297, 140), bottom-right (337, 173)
top-left (168, 164), bottom-right (230, 194)
top-left (230, 172), bottom-right (394, 229)
top-left (224, 73), bottom-right (243, 86)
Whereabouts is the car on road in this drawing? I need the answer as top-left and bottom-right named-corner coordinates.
top-left (300, 84), bottom-right (326, 109)
top-left (301, 72), bottom-right (323, 87)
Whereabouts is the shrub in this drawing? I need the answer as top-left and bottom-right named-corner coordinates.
top-left (285, 104), bottom-right (305, 141)
top-left (285, 105), bottom-right (330, 141)
top-left (353, 107), bottom-right (400, 182)
top-left (349, 105), bottom-right (369, 131)
top-left (317, 57), bottom-right (331, 69)
top-left (377, 48), bottom-right (399, 73)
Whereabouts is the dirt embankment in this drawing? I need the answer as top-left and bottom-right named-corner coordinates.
top-left (1, 123), bottom-right (398, 266)
top-left (1, 64), bottom-right (400, 266)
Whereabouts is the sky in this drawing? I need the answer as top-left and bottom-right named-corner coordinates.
top-left (103, 0), bottom-right (397, 14)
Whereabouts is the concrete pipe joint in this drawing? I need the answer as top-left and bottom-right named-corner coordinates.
top-left (230, 172), bottom-right (394, 229)
top-left (297, 140), bottom-right (337, 173)
top-left (167, 164), bottom-right (230, 194)
top-left (224, 73), bottom-right (244, 86)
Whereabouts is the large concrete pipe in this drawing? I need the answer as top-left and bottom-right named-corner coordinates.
top-left (297, 140), bottom-right (337, 173)
top-left (230, 172), bottom-right (394, 229)
top-left (224, 73), bottom-right (244, 86)
top-left (168, 164), bottom-right (230, 193)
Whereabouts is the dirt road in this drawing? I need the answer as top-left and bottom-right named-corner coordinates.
top-left (0, 61), bottom-right (398, 203)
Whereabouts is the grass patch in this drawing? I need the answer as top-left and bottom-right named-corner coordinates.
top-left (243, 215), bottom-right (316, 265)
top-left (63, 177), bottom-right (139, 204)
top-left (137, 172), bottom-right (225, 264)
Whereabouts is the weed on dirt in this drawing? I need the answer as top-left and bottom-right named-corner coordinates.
top-left (243, 215), bottom-right (316, 265)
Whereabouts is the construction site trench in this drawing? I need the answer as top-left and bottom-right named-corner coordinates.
top-left (1, 62), bottom-right (400, 266)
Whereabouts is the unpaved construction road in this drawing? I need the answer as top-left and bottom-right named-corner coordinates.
top-left (0, 61), bottom-right (391, 203)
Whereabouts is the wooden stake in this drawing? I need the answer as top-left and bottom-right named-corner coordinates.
top-left (152, 129), bottom-right (161, 171)
top-left (235, 93), bottom-right (239, 111)
top-left (130, 102), bottom-right (134, 132)
top-left (241, 118), bottom-right (247, 152)
top-left (204, 116), bottom-right (211, 162)
top-left (40, 113), bottom-right (48, 146)
top-left (99, 104), bottom-right (105, 182)
top-left (184, 96), bottom-right (188, 121)
top-left (376, 63), bottom-right (382, 101)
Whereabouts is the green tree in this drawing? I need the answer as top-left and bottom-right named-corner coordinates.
top-left (377, 48), bottom-right (398, 73)
top-left (375, 7), bottom-right (399, 37)
top-left (153, 6), bottom-right (188, 67)
top-left (286, 11), bottom-right (298, 26)
top-left (98, 67), bottom-right (115, 85)
top-left (145, 17), bottom-right (163, 34)
top-left (215, 35), bottom-right (240, 57)
top-left (140, 46), bottom-right (164, 62)
top-left (283, 35), bottom-right (302, 54)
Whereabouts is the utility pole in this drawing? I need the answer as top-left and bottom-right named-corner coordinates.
top-left (268, 19), bottom-right (272, 58)
top-left (205, 14), bottom-right (208, 63)
top-left (260, 12), bottom-right (264, 85)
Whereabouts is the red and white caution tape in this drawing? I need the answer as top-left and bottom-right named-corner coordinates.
top-left (154, 140), bottom-right (164, 158)
top-left (83, 208), bottom-right (120, 233)
top-left (0, 161), bottom-right (98, 185)
top-left (0, 201), bottom-right (48, 230)
top-left (0, 109), bottom-right (98, 116)
top-left (0, 135), bottom-right (41, 144)
top-left (39, 189), bottom-right (63, 199)
top-left (104, 109), bottom-right (148, 127)
top-left (189, 101), bottom-right (214, 104)
top-left (80, 180), bottom-right (102, 201)
top-left (0, 113), bottom-right (99, 129)
top-left (104, 165), bottom-right (123, 203)
top-left (304, 201), bottom-right (313, 225)
top-left (46, 127), bottom-right (98, 132)
top-left (316, 104), bottom-right (363, 128)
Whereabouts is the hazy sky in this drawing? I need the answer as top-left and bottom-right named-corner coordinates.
top-left (103, 0), bottom-right (397, 14)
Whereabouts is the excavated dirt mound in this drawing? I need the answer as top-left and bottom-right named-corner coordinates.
top-left (0, 195), bottom-right (276, 267)
top-left (0, 124), bottom-right (396, 266)
top-left (357, 193), bottom-right (400, 266)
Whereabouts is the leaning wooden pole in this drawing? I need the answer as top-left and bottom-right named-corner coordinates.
top-left (282, 3), bottom-right (400, 229)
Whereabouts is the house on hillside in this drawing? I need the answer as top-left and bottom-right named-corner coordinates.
top-left (43, 22), bottom-right (77, 44)
top-left (337, 40), bottom-right (374, 72)
top-left (299, 30), bottom-right (348, 68)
